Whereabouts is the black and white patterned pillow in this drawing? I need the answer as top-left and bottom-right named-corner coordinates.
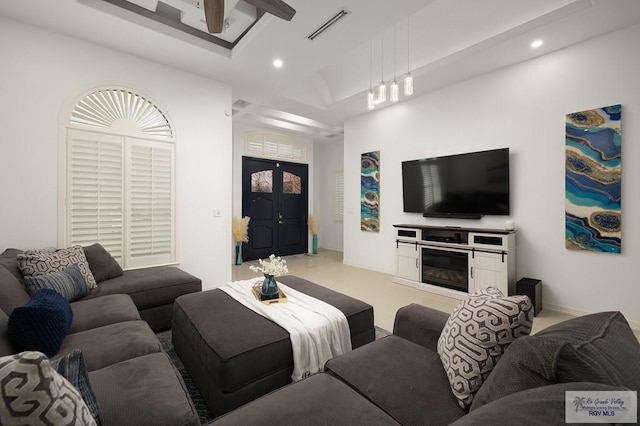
top-left (0, 351), bottom-right (97, 426)
top-left (437, 287), bottom-right (533, 409)
top-left (17, 245), bottom-right (97, 289)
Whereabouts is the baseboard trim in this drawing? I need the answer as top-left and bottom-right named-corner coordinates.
top-left (545, 303), bottom-right (640, 332)
top-left (341, 260), bottom-right (391, 275)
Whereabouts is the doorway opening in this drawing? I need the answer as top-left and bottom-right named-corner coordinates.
top-left (241, 157), bottom-right (309, 261)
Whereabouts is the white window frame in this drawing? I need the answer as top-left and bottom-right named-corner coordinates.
top-left (59, 85), bottom-right (177, 269)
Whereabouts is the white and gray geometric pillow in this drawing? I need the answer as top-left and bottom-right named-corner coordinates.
top-left (437, 287), bottom-right (533, 409)
top-left (0, 351), bottom-right (97, 426)
top-left (17, 245), bottom-right (97, 289)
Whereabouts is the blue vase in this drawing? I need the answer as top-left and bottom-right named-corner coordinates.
top-left (312, 234), bottom-right (318, 255)
top-left (261, 275), bottom-right (279, 301)
top-left (235, 243), bottom-right (242, 265)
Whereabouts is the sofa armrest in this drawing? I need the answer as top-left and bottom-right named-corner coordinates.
top-left (392, 304), bottom-right (450, 351)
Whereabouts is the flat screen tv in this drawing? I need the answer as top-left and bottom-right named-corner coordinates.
top-left (401, 148), bottom-right (510, 219)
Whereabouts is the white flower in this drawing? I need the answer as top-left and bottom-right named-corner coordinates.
top-left (249, 254), bottom-right (289, 277)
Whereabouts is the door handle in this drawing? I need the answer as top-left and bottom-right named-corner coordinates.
top-left (279, 220), bottom-right (285, 224)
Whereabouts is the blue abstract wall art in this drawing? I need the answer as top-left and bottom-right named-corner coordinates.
top-left (361, 151), bottom-right (380, 232)
top-left (565, 104), bottom-right (621, 253)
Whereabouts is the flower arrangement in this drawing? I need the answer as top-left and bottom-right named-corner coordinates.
top-left (308, 214), bottom-right (319, 255)
top-left (232, 216), bottom-right (250, 243)
top-left (250, 254), bottom-right (289, 278)
top-left (308, 214), bottom-right (319, 235)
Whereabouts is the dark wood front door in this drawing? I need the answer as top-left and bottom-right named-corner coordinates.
top-left (242, 157), bottom-right (308, 261)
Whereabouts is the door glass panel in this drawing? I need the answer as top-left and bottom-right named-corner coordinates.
top-left (251, 170), bottom-right (273, 193)
top-left (283, 172), bottom-right (301, 194)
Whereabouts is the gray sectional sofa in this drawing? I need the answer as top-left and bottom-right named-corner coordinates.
top-left (210, 303), bottom-right (640, 425)
top-left (0, 247), bottom-right (202, 426)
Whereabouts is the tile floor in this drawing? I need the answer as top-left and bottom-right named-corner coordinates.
top-left (231, 249), bottom-right (579, 335)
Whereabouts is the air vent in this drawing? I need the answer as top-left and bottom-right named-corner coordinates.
top-left (307, 9), bottom-right (349, 41)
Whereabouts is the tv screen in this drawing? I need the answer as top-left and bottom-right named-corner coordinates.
top-left (401, 148), bottom-right (510, 218)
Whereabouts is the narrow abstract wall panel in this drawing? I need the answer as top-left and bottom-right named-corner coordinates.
top-left (565, 104), bottom-right (621, 253)
top-left (361, 151), bottom-right (380, 232)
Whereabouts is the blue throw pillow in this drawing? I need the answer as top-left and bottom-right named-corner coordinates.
top-left (8, 289), bottom-right (73, 357)
top-left (51, 349), bottom-right (100, 424)
top-left (23, 263), bottom-right (89, 302)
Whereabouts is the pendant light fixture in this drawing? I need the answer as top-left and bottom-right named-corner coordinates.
top-left (376, 35), bottom-right (386, 104)
top-left (404, 17), bottom-right (414, 96)
top-left (390, 25), bottom-right (399, 102)
top-left (367, 39), bottom-right (376, 110)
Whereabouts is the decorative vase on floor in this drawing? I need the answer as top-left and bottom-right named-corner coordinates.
top-left (235, 242), bottom-right (243, 265)
top-left (312, 234), bottom-right (318, 255)
top-left (260, 275), bottom-right (279, 301)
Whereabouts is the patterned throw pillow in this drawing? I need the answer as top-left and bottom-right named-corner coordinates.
top-left (23, 263), bottom-right (90, 302)
top-left (17, 245), bottom-right (97, 289)
top-left (0, 351), bottom-right (97, 426)
top-left (8, 289), bottom-right (74, 357)
top-left (437, 287), bottom-right (533, 409)
top-left (51, 349), bottom-right (100, 424)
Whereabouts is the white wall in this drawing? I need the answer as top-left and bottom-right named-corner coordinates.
top-left (344, 23), bottom-right (640, 327)
top-left (313, 139), bottom-right (344, 251)
top-left (231, 121), bottom-right (315, 254)
top-left (0, 17), bottom-right (233, 287)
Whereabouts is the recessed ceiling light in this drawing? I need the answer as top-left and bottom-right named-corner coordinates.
top-left (273, 59), bottom-right (284, 69)
top-left (530, 39), bottom-right (543, 49)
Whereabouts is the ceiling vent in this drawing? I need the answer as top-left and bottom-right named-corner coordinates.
top-left (307, 9), bottom-right (349, 41)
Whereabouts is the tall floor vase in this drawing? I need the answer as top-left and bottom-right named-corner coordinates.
top-left (235, 242), bottom-right (243, 265)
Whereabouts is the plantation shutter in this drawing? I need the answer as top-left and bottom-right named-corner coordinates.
top-left (62, 86), bottom-right (176, 269)
top-left (125, 137), bottom-right (175, 268)
top-left (334, 171), bottom-right (344, 221)
top-left (67, 129), bottom-right (124, 263)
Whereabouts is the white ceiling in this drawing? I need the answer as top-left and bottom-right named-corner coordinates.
top-left (1, 0), bottom-right (640, 141)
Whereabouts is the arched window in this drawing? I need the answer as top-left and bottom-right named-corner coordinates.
top-left (60, 86), bottom-right (176, 269)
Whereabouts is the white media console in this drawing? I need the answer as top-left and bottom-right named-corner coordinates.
top-left (394, 224), bottom-right (516, 299)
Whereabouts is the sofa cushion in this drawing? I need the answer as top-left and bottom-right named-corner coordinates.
top-left (325, 335), bottom-right (466, 426)
top-left (8, 289), bottom-right (73, 357)
top-left (0, 248), bottom-right (25, 283)
top-left (0, 262), bottom-right (30, 315)
top-left (0, 351), bottom-right (97, 426)
top-left (18, 245), bottom-right (97, 289)
top-left (89, 352), bottom-right (199, 426)
top-left (0, 310), bottom-right (14, 357)
top-left (83, 243), bottom-right (123, 283)
top-left (51, 349), bottom-right (100, 423)
top-left (88, 266), bottom-right (201, 310)
top-left (24, 263), bottom-right (90, 302)
top-left (554, 312), bottom-right (640, 389)
top-left (56, 320), bottom-right (161, 372)
top-left (210, 373), bottom-right (401, 426)
top-left (69, 294), bottom-right (141, 334)
top-left (453, 382), bottom-right (631, 426)
top-left (471, 311), bottom-right (639, 411)
top-left (437, 287), bottom-right (533, 409)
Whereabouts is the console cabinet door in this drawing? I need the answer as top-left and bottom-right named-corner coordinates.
top-left (470, 252), bottom-right (509, 295)
top-left (396, 242), bottom-right (420, 281)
